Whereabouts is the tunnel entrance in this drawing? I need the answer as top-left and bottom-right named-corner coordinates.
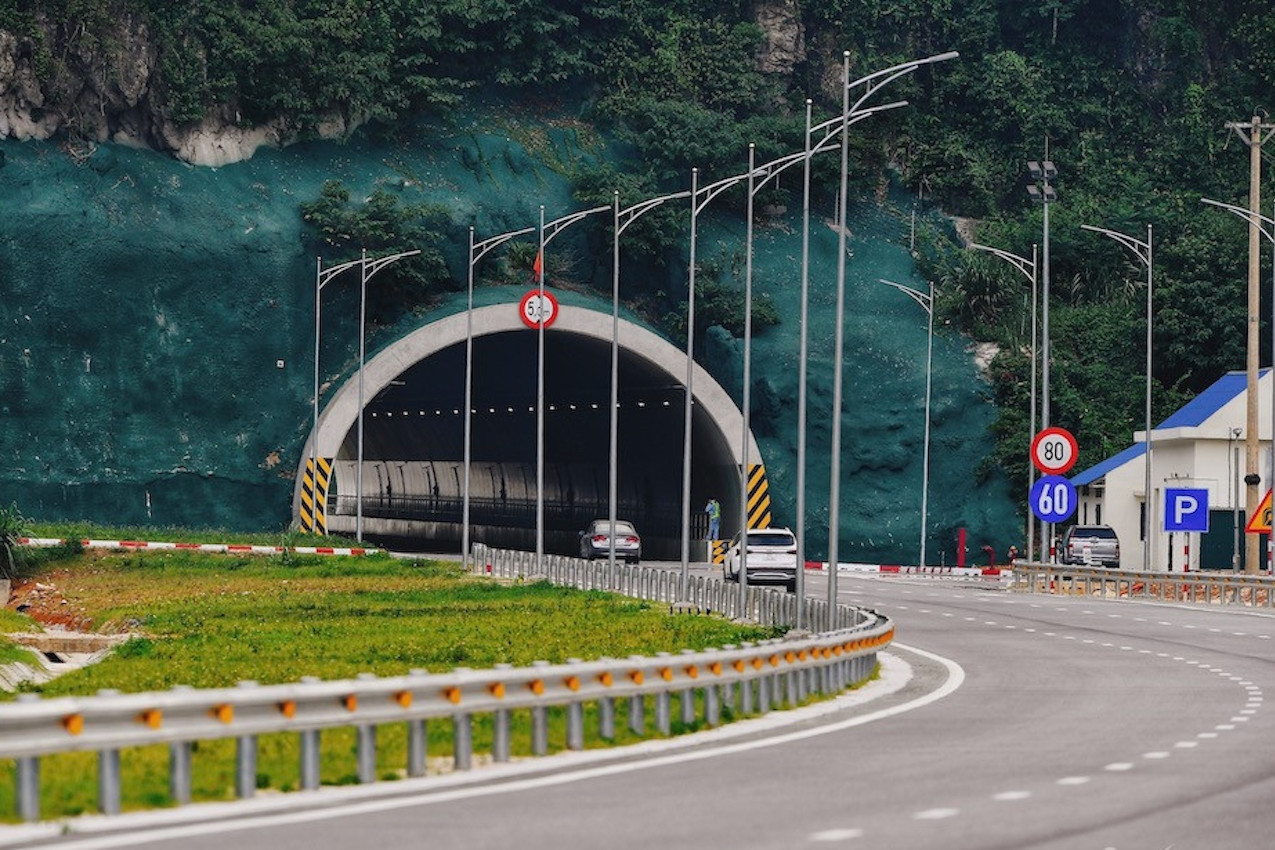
top-left (295, 302), bottom-right (767, 558)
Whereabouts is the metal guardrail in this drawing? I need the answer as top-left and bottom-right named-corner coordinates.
top-left (1, 546), bottom-right (891, 822)
top-left (1011, 562), bottom-right (1275, 609)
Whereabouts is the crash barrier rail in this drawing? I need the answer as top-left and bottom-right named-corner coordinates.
top-left (1011, 562), bottom-right (1275, 609)
top-left (1, 548), bottom-right (891, 823)
top-left (470, 543), bottom-right (858, 631)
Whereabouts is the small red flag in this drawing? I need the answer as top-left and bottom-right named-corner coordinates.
top-left (532, 251), bottom-right (542, 278)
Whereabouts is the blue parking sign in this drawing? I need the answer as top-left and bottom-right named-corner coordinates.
top-left (1165, 488), bottom-right (1209, 532)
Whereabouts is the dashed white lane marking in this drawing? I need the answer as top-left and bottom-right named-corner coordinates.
top-left (1217, 725), bottom-right (1236, 730)
top-left (1105, 763), bottom-right (1135, 771)
top-left (1143, 752), bottom-right (1171, 759)
top-left (913, 808), bottom-right (960, 820)
top-left (993, 790), bottom-right (1032, 801)
top-left (1175, 741), bottom-right (1200, 748)
top-left (809, 828), bottom-right (865, 842)
top-left (1058, 777), bottom-right (1091, 786)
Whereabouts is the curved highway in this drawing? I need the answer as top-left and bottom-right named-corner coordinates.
top-left (19, 572), bottom-right (1275, 850)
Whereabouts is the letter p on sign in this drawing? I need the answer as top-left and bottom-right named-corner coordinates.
top-left (1164, 488), bottom-right (1209, 533)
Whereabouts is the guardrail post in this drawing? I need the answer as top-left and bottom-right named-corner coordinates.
top-left (566, 658), bottom-right (584, 750)
top-left (235, 681), bottom-right (260, 799)
top-left (599, 695), bottom-right (615, 739)
top-left (705, 680), bottom-right (720, 726)
top-left (628, 692), bottom-right (644, 736)
top-left (453, 710), bottom-right (473, 771)
top-left (679, 650), bottom-right (697, 725)
top-left (356, 724), bottom-right (377, 783)
top-left (15, 752), bottom-right (39, 822)
top-left (236, 734), bottom-right (258, 799)
top-left (98, 748), bottom-right (121, 815)
top-left (169, 740), bottom-right (192, 804)
top-left (654, 652), bottom-right (672, 734)
top-left (531, 660), bottom-right (549, 755)
top-left (405, 669), bottom-right (427, 777)
top-left (493, 663), bottom-right (512, 762)
top-left (299, 729), bottom-right (321, 789)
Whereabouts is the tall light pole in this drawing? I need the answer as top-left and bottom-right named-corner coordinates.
top-left (355, 248), bottom-right (421, 543)
top-left (311, 256), bottom-right (363, 535)
top-left (465, 224), bottom-right (534, 564)
top-left (878, 279), bottom-right (934, 569)
top-left (1027, 157), bottom-right (1057, 560)
top-left (969, 242), bottom-right (1038, 559)
top-left (614, 188), bottom-right (691, 571)
top-left (534, 204), bottom-right (609, 566)
top-left (822, 49), bottom-right (958, 624)
top-left (1202, 196), bottom-right (1275, 573)
top-left (1081, 223), bottom-right (1153, 572)
top-left (1223, 118), bottom-right (1273, 575)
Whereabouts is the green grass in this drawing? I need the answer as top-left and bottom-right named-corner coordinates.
top-left (0, 545), bottom-right (788, 820)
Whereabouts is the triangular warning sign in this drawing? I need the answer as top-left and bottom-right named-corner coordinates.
top-left (1245, 488), bottom-right (1273, 534)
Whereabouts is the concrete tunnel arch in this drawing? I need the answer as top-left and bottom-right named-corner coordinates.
top-left (293, 301), bottom-right (769, 557)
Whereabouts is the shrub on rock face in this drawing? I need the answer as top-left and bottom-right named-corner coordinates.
top-left (0, 502), bottom-right (30, 582)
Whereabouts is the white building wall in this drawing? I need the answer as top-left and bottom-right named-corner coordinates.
top-left (1072, 370), bottom-right (1273, 572)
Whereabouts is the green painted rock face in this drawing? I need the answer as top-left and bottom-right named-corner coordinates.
top-left (0, 116), bottom-right (1018, 562)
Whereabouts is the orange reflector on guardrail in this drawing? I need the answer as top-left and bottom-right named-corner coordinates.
top-left (62, 714), bottom-right (84, 736)
top-left (279, 700), bottom-right (297, 718)
top-left (138, 709), bottom-right (162, 729)
top-left (394, 691), bottom-right (413, 708)
top-left (212, 705), bottom-right (234, 724)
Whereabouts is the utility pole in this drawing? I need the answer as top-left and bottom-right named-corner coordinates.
top-left (1226, 116), bottom-right (1275, 573)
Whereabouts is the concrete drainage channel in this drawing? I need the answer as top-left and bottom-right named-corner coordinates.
top-left (0, 632), bottom-right (133, 691)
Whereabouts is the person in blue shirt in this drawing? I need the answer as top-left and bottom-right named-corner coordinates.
top-left (705, 497), bottom-right (721, 540)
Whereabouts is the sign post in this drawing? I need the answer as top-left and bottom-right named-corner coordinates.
top-left (1030, 427), bottom-right (1079, 561)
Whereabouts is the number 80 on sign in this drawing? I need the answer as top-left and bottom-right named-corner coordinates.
top-left (1030, 475), bottom-right (1077, 523)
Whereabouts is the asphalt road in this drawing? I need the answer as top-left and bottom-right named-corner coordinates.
top-left (16, 572), bottom-right (1275, 850)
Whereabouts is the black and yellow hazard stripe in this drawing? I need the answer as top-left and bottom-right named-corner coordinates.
top-left (711, 539), bottom-right (729, 564)
top-left (300, 457), bottom-right (332, 534)
top-left (746, 463), bottom-right (772, 530)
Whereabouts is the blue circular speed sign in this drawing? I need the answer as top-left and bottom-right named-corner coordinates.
top-left (1030, 475), bottom-right (1077, 523)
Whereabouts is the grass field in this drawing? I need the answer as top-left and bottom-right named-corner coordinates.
top-left (0, 545), bottom-right (785, 820)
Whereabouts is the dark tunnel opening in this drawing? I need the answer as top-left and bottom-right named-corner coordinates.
top-left (333, 329), bottom-right (742, 558)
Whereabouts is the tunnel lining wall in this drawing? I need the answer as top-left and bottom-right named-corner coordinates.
top-left (293, 302), bottom-right (765, 546)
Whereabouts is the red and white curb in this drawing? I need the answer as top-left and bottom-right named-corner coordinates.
top-left (16, 538), bottom-right (377, 557)
top-left (804, 561), bottom-right (1004, 577)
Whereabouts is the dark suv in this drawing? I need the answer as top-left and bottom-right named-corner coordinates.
top-left (1060, 525), bottom-right (1120, 567)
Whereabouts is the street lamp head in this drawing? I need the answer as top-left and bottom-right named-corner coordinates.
top-left (1027, 160), bottom-right (1057, 181)
top-left (1026, 184), bottom-right (1058, 204)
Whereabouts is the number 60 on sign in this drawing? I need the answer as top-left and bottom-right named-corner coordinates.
top-left (1030, 475), bottom-right (1077, 523)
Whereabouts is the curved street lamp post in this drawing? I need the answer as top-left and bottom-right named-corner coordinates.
top-left (464, 225), bottom-right (535, 564)
top-left (969, 242), bottom-right (1038, 560)
top-left (1202, 197), bottom-right (1275, 573)
top-left (535, 205), bottom-right (611, 567)
top-left (311, 256), bottom-right (363, 535)
top-left (878, 279), bottom-right (934, 571)
top-left (1081, 223), bottom-right (1153, 572)
top-left (355, 249), bottom-right (422, 542)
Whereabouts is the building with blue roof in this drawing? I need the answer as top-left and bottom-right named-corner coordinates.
top-left (1068, 369), bottom-right (1271, 571)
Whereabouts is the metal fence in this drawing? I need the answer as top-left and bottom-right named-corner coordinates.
top-left (1, 547), bottom-right (891, 822)
top-left (1011, 562), bottom-right (1275, 609)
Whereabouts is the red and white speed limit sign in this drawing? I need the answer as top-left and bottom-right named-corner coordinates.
top-left (1030, 426), bottom-right (1079, 475)
top-left (519, 290), bottom-right (559, 329)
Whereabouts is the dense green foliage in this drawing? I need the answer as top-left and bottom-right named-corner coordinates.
top-left (5, 0), bottom-right (1275, 501)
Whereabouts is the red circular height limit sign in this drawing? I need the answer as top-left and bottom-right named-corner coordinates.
top-left (520, 290), bottom-right (559, 329)
top-left (1031, 426), bottom-right (1078, 475)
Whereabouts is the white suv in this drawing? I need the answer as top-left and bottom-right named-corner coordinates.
top-left (723, 527), bottom-right (799, 592)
